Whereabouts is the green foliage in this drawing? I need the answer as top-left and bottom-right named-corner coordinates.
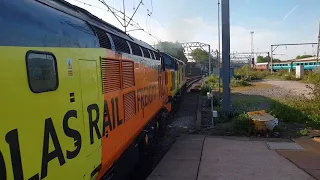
top-left (230, 78), bottom-right (250, 87)
top-left (232, 94), bottom-right (271, 113)
top-left (207, 75), bottom-right (220, 88)
top-left (272, 125), bottom-right (285, 133)
top-left (156, 41), bottom-right (188, 63)
top-left (273, 58), bottom-right (281, 62)
top-left (213, 111), bottom-right (255, 135)
top-left (231, 113), bottom-right (254, 135)
top-left (201, 75), bottom-right (250, 99)
top-left (274, 70), bottom-right (288, 76)
top-left (201, 75), bottom-right (218, 96)
top-left (296, 55), bottom-right (314, 59)
top-left (269, 84), bottom-right (320, 128)
top-left (200, 85), bottom-right (211, 96)
top-left (234, 65), bottom-right (270, 81)
top-left (302, 71), bottom-right (320, 84)
top-left (269, 100), bottom-right (309, 124)
top-left (257, 56), bottom-right (267, 63)
top-left (267, 71), bottom-right (320, 84)
top-left (299, 128), bottom-right (308, 136)
top-left (281, 72), bottom-right (298, 80)
top-left (190, 48), bottom-right (216, 65)
top-left (265, 70), bottom-right (299, 80)
top-left (266, 71), bottom-right (320, 82)
top-left (257, 56), bottom-right (280, 63)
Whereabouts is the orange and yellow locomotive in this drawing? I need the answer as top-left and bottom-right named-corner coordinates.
top-left (0, 0), bottom-right (185, 180)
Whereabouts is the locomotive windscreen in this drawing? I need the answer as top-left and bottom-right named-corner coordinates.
top-left (161, 53), bottom-right (175, 70)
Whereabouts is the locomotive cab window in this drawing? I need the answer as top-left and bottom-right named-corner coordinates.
top-left (26, 52), bottom-right (58, 93)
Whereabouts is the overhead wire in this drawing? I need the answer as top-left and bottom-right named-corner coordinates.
top-left (140, 0), bottom-right (172, 39)
top-left (74, 0), bottom-right (141, 27)
top-left (73, 0), bottom-right (109, 11)
top-left (71, 0), bottom-right (163, 42)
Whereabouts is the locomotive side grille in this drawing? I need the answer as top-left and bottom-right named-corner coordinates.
top-left (110, 34), bottom-right (130, 54)
top-left (101, 59), bottom-right (121, 93)
top-left (122, 61), bottom-right (135, 88)
top-left (124, 91), bottom-right (136, 121)
top-left (92, 26), bottom-right (111, 49)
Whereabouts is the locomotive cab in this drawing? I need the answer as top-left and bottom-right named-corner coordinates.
top-left (160, 53), bottom-right (176, 99)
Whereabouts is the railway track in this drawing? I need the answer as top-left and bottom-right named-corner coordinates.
top-left (186, 75), bottom-right (203, 91)
top-left (186, 76), bottom-right (203, 87)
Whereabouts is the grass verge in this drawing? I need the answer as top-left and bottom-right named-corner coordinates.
top-left (200, 75), bottom-right (251, 96)
top-left (269, 85), bottom-right (320, 128)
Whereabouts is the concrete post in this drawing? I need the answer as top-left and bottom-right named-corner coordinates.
top-left (296, 65), bottom-right (304, 79)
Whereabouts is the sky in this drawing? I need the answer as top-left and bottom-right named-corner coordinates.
top-left (66, 0), bottom-right (320, 60)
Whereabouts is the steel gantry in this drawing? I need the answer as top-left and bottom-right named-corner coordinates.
top-left (180, 42), bottom-right (217, 75)
top-left (270, 42), bottom-right (318, 73)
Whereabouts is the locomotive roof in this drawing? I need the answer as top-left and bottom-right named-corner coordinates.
top-left (294, 57), bottom-right (318, 62)
top-left (160, 52), bottom-right (184, 63)
top-left (176, 59), bottom-right (185, 65)
top-left (272, 57), bottom-right (319, 64)
top-left (39, 0), bottom-right (156, 51)
top-left (272, 61), bottom-right (290, 64)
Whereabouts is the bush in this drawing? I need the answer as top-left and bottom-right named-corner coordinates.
top-left (275, 70), bottom-right (288, 76)
top-left (206, 75), bottom-right (220, 89)
top-left (200, 85), bottom-right (211, 96)
top-left (269, 83), bottom-right (320, 128)
top-left (234, 65), bottom-right (269, 81)
top-left (231, 113), bottom-right (255, 135)
top-left (200, 75), bottom-right (218, 95)
top-left (201, 75), bottom-right (220, 93)
top-left (302, 71), bottom-right (320, 84)
top-left (269, 100), bottom-right (309, 124)
top-left (281, 72), bottom-right (298, 80)
top-left (203, 75), bottom-right (251, 92)
top-left (230, 78), bottom-right (251, 87)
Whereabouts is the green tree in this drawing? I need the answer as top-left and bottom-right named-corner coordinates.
top-left (272, 58), bottom-right (281, 62)
top-left (296, 55), bottom-right (314, 59)
top-left (257, 56), bottom-right (268, 63)
top-left (156, 41), bottom-right (188, 63)
top-left (190, 48), bottom-right (215, 63)
top-left (257, 56), bottom-right (280, 63)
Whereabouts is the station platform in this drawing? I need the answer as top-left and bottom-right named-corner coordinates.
top-left (147, 135), bottom-right (317, 180)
